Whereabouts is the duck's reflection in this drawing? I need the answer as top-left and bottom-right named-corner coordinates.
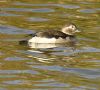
top-left (26, 43), bottom-right (77, 64)
top-left (19, 41), bottom-right (78, 63)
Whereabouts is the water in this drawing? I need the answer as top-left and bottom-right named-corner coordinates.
top-left (0, 0), bottom-right (100, 90)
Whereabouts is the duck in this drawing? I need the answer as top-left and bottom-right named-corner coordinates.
top-left (19, 23), bottom-right (80, 46)
top-left (28, 23), bottom-right (80, 45)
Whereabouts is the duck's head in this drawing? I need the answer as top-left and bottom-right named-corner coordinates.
top-left (61, 23), bottom-right (80, 35)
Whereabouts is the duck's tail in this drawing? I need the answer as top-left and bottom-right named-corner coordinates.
top-left (19, 40), bottom-right (28, 45)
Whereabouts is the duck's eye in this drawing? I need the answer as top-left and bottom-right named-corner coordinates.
top-left (68, 25), bottom-right (76, 29)
top-left (72, 25), bottom-right (75, 29)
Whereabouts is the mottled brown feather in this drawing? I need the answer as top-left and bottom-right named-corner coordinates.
top-left (34, 30), bottom-right (74, 39)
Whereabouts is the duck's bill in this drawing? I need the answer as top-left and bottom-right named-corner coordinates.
top-left (75, 29), bottom-right (81, 32)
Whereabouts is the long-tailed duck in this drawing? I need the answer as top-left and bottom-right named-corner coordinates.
top-left (19, 23), bottom-right (80, 46)
top-left (28, 23), bottom-right (80, 44)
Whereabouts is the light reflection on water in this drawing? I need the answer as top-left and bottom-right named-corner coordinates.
top-left (1, 8), bottom-right (55, 13)
top-left (0, 25), bottom-right (33, 34)
top-left (0, 0), bottom-right (100, 90)
top-left (13, 2), bottom-right (80, 9)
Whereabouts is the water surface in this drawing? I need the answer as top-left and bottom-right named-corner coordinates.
top-left (0, 0), bottom-right (100, 90)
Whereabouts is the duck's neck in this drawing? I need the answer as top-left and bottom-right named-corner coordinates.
top-left (62, 31), bottom-right (74, 36)
top-left (61, 28), bottom-right (74, 35)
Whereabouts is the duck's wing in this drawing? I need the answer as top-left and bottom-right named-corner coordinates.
top-left (35, 30), bottom-right (68, 39)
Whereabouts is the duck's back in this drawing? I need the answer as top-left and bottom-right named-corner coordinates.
top-left (32, 30), bottom-right (69, 39)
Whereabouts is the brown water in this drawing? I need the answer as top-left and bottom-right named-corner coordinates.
top-left (0, 0), bottom-right (100, 90)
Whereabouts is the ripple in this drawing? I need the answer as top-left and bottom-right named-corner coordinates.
top-left (79, 9), bottom-right (97, 13)
top-left (70, 87), bottom-right (96, 90)
top-left (3, 80), bottom-right (28, 85)
top-left (13, 2), bottom-right (80, 9)
top-left (27, 17), bottom-right (49, 22)
top-left (75, 47), bottom-right (100, 53)
top-left (0, 12), bottom-right (22, 16)
top-left (13, 2), bottom-right (51, 6)
top-left (85, 59), bottom-right (100, 63)
top-left (0, 75), bottom-right (18, 78)
top-left (79, 1), bottom-right (97, 4)
top-left (1, 8), bottom-right (55, 13)
top-left (34, 82), bottom-right (69, 87)
top-left (5, 56), bottom-right (28, 61)
top-left (29, 65), bottom-right (100, 79)
top-left (0, 70), bottom-right (39, 74)
top-left (55, 4), bottom-right (80, 9)
top-left (29, 65), bottom-right (67, 71)
top-left (0, 25), bottom-right (33, 34)
top-left (62, 68), bottom-right (100, 79)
